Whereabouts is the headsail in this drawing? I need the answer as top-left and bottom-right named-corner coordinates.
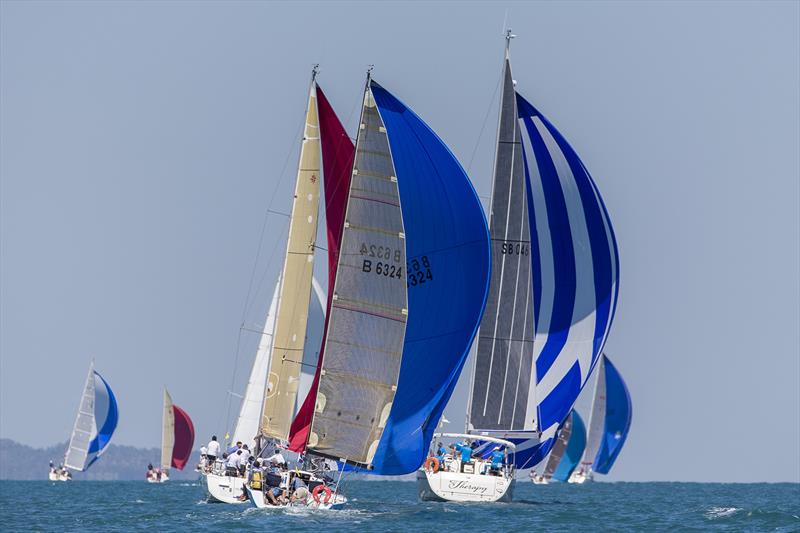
top-left (288, 84), bottom-right (355, 453)
top-left (259, 75), bottom-right (322, 442)
top-left (64, 364), bottom-right (118, 471)
top-left (467, 46), bottom-right (620, 469)
top-left (583, 355), bottom-right (631, 474)
top-left (305, 77), bottom-right (491, 474)
top-left (551, 410), bottom-right (586, 482)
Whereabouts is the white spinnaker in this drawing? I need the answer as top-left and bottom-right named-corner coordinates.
top-left (581, 356), bottom-right (606, 467)
top-left (161, 389), bottom-right (175, 471)
top-left (64, 364), bottom-right (96, 471)
top-left (232, 276), bottom-right (326, 450)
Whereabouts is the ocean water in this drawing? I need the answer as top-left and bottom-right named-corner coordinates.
top-left (0, 479), bottom-right (798, 532)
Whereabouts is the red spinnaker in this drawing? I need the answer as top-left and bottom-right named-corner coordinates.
top-left (288, 84), bottom-right (355, 452)
top-left (171, 405), bottom-right (195, 470)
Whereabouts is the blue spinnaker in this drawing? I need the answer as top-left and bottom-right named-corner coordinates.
top-left (368, 81), bottom-right (491, 475)
top-left (592, 357), bottom-right (631, 474)
top-left (552, 410), bottom-right (586, 482)
top-left (86, 371), bottom-right (119, 468)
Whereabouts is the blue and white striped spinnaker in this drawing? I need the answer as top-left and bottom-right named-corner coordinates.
top-left (64, 363), bottom-right (119, 471)
top-left (467, 51), bottom-right (619, 469)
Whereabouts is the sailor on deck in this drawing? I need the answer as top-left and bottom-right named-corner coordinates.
top-left (206, 436), bottom-right (221, 463)
top-left (264, 447), bottom-right (286, 466)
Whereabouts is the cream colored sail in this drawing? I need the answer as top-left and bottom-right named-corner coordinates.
top-left (259, 80), bottom-right (321, 441)
top-left (161, 388), bottom-right (174, 471)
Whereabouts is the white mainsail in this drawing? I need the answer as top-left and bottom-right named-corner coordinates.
top-left (232, 276), bottom-right (325, 450)
top-left (64, 364), bottom-right (96, 471)
top-left (161, 389), bottom-right (175, 471)
top-left (581, 356), bottom-right (607, 469)
top-left (64, 362), bottom-right (118, 471)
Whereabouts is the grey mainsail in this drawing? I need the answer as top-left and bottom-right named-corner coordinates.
top-left (542, 412), bottom-right (573, 479)
top-left (468, 56), bottom-right (536, 434)
top-left (306, 81), bottom-right (408, 467)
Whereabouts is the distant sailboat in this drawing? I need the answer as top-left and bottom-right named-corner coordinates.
top-left (147, 389), bottom-right (194, 483)
top-left (421, 30), bottom-right (620, 503)
top-left (531, 410), bottom-right (586, 484)
top-left (58, 362), bottom-right (118, 479)
top-left (570, 354), bottom-right (631, 483)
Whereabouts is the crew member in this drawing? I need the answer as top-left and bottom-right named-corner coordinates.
top-left (206, 435), bottom-right (221, 464)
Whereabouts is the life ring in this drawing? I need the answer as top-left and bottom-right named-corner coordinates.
top-left (423, 457), bottom-right (440, 473)
top-left (312, 484), bottom-right (333, 504)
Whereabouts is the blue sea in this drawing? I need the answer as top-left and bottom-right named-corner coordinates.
top-left (1, 480), bottom-right (798, 532)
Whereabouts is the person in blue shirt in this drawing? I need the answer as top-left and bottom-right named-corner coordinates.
top-left (489, 446), bottom-right (505, 475)
top-left (435, 442), bottom-right (446, 466)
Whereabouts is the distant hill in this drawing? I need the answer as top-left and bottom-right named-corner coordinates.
top-left (0, 439), bottom-right (201, 480)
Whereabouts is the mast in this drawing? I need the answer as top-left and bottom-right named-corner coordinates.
top-left (259, 67), bottom-right (323, 443)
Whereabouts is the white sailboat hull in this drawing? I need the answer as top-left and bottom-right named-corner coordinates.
top-left (48, 471), bottom-right (70, 482)
top-left (204, 472), bottom-right (247, 504)
top-left (568, 471), bottom-right (592, 484)
top-left (246, 485), bottom-right (346, 510)
top-left (416, 469), bottom-right (514, 503)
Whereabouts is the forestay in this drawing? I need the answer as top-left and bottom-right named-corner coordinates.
top-left (64, 365), bottom-right (118, 471)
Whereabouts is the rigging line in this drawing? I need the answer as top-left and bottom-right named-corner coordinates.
top-left (220, 83), bottom-right (312, 441)
top-left (466, 66), bottom-right (504, 174)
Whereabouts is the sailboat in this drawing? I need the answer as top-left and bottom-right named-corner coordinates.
top-left (530, 409), bottom-right (586, 484)
top-left (56, 362), bottom-right (119, 480)
top-left (570, 354), bottom-right (631, 483)
top-left (248, 68), bottom-right (491, 509)
top-left (147, 389), bottom-right (195, 483)
top-left (203, 66), bottom-right (348, 509)
top-left (419, 31), bottom-right (620, 503)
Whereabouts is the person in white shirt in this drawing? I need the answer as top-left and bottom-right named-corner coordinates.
top-left (206, 436), bottom-right (221, 463)
top-left (265, 448), bottom-right (286, 466)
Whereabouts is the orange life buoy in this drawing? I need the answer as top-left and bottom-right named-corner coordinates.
top-left (423, 457), bottom-right (440, 473)
top-left (312, 484), bottom-right (333, 504)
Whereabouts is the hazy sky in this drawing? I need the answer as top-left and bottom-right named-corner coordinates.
top-left (1, 1), bottom-right (798, 482)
